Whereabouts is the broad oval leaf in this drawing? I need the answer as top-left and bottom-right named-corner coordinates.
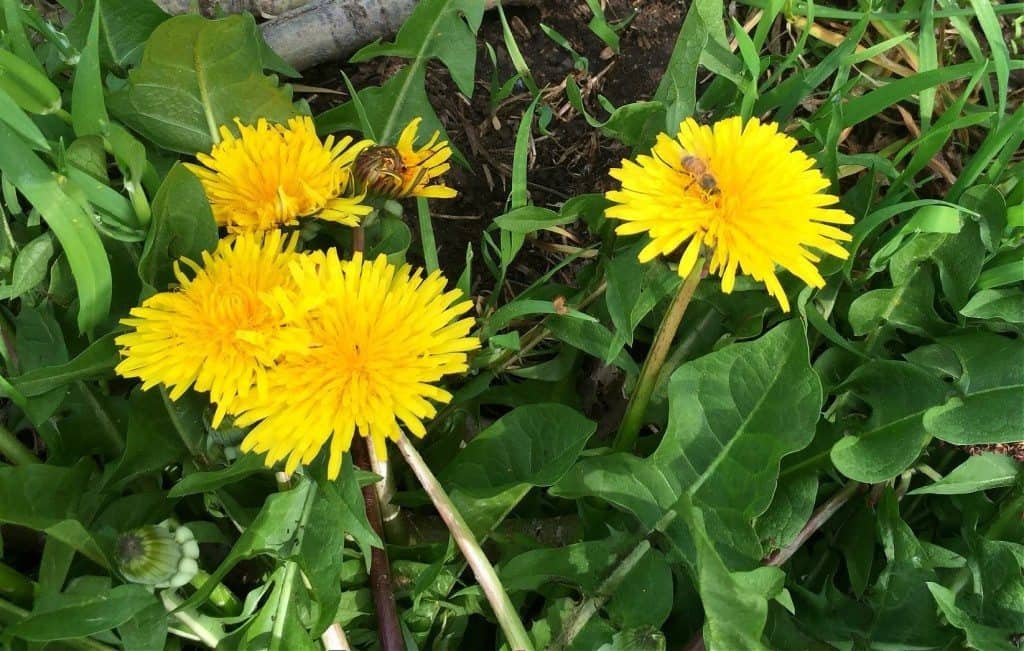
top-left (440, 403), bottom-right (595, 536)
top-left (830, 360), bottom-right (949, 483)
top-left (110, 14), bottom-right (296, 154)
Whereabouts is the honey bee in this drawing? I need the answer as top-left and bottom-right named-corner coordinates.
top-left (354, 146), bottom-right (406, 194)
top-left (680, 154), bottom-right (719, 195)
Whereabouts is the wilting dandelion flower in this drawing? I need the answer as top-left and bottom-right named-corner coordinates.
top-left (186, 116), bottom-right (372, 232)
top-left (606, 117), bottom-right (854, 311)
top-left (234, 251), bottom-right (478, 479)
top-left (115, 231), bottom-right (308, 426)
top-left (353, 117), bottom-right (457, 200)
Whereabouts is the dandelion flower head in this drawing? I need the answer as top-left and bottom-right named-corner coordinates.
top-left (606, 117), bottom-right (855, 311)
top-left (186, 116), bottom-right (373, 233)
top-left (234, 251), bottom-right (478, 478)
top-left (115, 231), bottom-right (308, 426)
top-left (353, 117), bottom-right (457, 200)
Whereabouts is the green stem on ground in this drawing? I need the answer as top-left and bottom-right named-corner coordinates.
top-left (161, 591), bottom-right (226, 648)
top-left (416, 197), bottom-right (439, 273)
top-left (552, 541), bottom-right (652, 650)
top-left (613, 260), bottom-right (704, 452)
top-left (765, 481), bottom-right (862, 567)
top-left (395, 434), bottom-right (534, 651)
top-left (190, 570), bottom-right (242, 617)
top-left (988, 493), bottom-right (1024, 541)
top-left (0, 423), bottom-right (37, 466)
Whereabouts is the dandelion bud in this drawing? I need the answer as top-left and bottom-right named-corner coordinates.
top-left (115, 522), bottom-right (200, 588)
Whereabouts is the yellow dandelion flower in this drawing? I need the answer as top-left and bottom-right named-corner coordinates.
top-left (115, 231), bottom-right (308, 426)
top-left (605, 117), bottom-right (855, 311)
top-left (186, 116), bottom-right (373, 233)
top-left (234, 251), bottom-right (478, 479)
top-left (353, 117), bottom-right (457, 199)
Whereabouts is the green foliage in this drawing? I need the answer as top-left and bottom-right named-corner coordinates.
top-left (110, 14), bottom-right (297, 153)
top-left (0, 0), bottom-right (1021, 649)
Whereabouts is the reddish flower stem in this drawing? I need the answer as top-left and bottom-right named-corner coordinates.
top-left (351, 436), bottom-right (403, 651)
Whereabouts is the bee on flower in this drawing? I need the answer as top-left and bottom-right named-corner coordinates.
top-left (605, 116), bottom-right (855, 311)
top-left (353, 117), bottom-right (458, 200)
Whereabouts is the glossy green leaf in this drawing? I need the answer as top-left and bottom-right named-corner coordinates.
top-left (138, 163), bottom-right (218, 290)
top-left (8, 584), bottom-right (159, 641)
top-left (167, 454), bottom-right (267, 497)
top-left (11, 332), bottom-right (118, 397)
top-left (110, 14), bottom-right (296, 154)
top-left (0, 462), bottom-right (106, 566)
top-left (0, 122), bottom-right (111, 333)
top-left (68, 0), bottom-right (169, 68)
top-left (0, 86), bottom-right (48, 150)
top-left (441, 403), bottom-right (595, 536)
top-left (554, 320), bottom-right (821, 563)
top-left (961, 289), bottom-right (1024, 325)
top-left (928, 583), bottom-right (1018, 650)
top-left (71, 1), bottom-right (108, 137)
top-left (0, 232), bottom-right (52, 300)
top-left (908, 454), bottom-right (1020, 495)
top-left (604, 246), bottom-right (680, 358)
top-left (848, 270), bottom-right (949, 339)
top-left (350, 0), bottom-right (483, 98)
top-left (830, 361), bottom-right (949, 483)
top-left (924, 333), bottom-right (1024, 444)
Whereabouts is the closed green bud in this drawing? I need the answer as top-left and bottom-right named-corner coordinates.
top-left (0, 49), bottom-right (61, 115)
top-left (115, 522), bottom-right (200, 588)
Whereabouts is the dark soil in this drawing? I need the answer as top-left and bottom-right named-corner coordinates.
top-left (306, 0), bottom-right (685, 287)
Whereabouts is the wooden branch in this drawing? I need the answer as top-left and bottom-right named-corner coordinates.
top-left (157, 0), bottom-right (539, 71)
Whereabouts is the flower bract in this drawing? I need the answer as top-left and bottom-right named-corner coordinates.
top-left (186, 116), bottom-right (372, 233)
top-left (606, 117), bottom-right (855, 311)
top-left (234, 251), bottom-right (478, 478)
top-left (115, 231), bottom-right (307, 426)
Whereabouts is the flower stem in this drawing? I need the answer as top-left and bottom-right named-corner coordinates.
top-left (161, 591), bottom-right (225, 648)
top-left (395, 434), bottom-right (534, 651)
top-left (190, 570), bottom-right (242, 616)
top-left (684, 481), bottom-right (864, 651)
top-left (613, 260), bottom-right (703, 452)
top-left (367, 442), bottom-right (408, 545)
top-left (764, 480), bottom-right (862, 567)
top-left (0, 424), bottom-right (38, 466)
top-left (350, 437), bottom-right (403, 651)
top-left (320, 622), bottom-right (351, 650)
top-left (552, 540), bottom-right (651, 650)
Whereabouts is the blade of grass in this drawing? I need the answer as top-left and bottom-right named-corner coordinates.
top-left (0, 123), bottom-right (111, 333)
top-left (416, 198), bottom-right (439, 274)
top-left (70, 1), bottom-right (108, 137)
top-left (949, 105), bottom-right (1024, 200)
top-left (839, 61), bottom-right (982, 129)
top-left (967, 0), bottom-right (1010, 119)
top-left (496, 3), bottom-right (539, 95)
top-left (1, 0), bottom-right (42, 72)
top-left (918, 0), bottom-right (938, 129)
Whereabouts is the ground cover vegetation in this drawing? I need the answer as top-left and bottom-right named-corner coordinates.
top-left (0, 0), bottom-right (1022, 649)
